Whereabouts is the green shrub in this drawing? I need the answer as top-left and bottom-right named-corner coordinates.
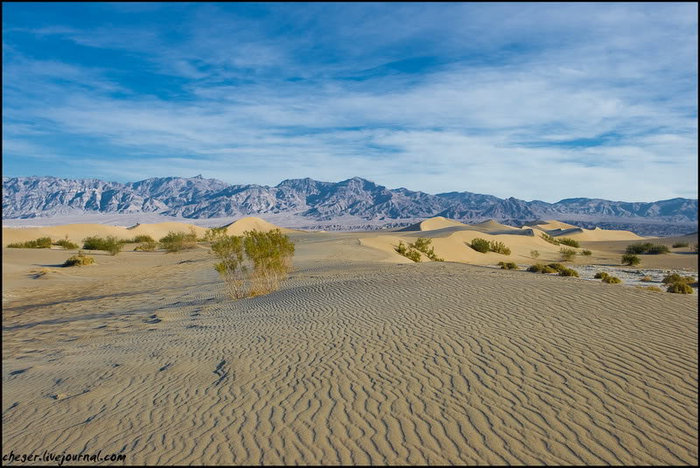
top-left (527, 263), bottom-right (558, 274)
top-left (134, 240), bottom-right (157, 252)
top-left (395, 241), bottom-right (422, 262)
top-left (637, 286), bottom-right (663, 292)
top-left (581, 249), bottom-right (592, 256)
top-left (489, 240), bottom-right (511, 255)
top-left (661, 273), bottom-right (696, 285)
top-left (672, 242), bottom-right (689, 248)
top-left (625, 243), bottom-right (670, 255)
top-left (594, 271), bottom-right (609, 279)
top-left (159, 230), bottom-right (197, 253)
top-left (7, 237), bottom-right (53, 249)
top-left (408, 238), bottom-right (443, 261)
top-left (82, 235), bottom-right (122, 255)
top-left (559, 247), bottom-right (577, 262)
top-left (540, 233), bottom-right (560, 245)
top-left (498, 261), bottom-right (518, 270)
top-left (211, 229), bottom-right (295, 299)
top-left (530, 250), bottom-right (540, 259)
top-left (667, 282), bottom-right (693, 294)
top-left (602, 275), bottom-right (621, 284)
top-left (54, 237), bottom-right (79, 249)
top-left (63, 251), bottom-right (95, 267)
top-left (621, 254), bottom-right (641, 266)
top-left (558, 267), bottom-right (579, 277)
top-left (558, 237), bottom-right (580, 248)
top-left (396, 241), bottom-right (408, 255)
top-left (204, 226), bottom-right (228, 242)
top-left (470, 238), bottom-right (490, 253)
top-left (133, 234), bottom-right (155, 243)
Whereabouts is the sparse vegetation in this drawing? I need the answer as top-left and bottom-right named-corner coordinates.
top-left (469, 238), bottom-right (491, 253)
top-left (410, 238), bottom-right (444, 261)
top-left (498, 261), bottom-right (518, 270)
top-left (594, 271), bottom-right (609, 279)
top-left (559, 247), bottom-right (577, 262)
top-left (7, 237), bottom-right (52, 249)
top-left (558, 237), bottom-right (580, 248)
top-left (625, 243), bottom-right (670, 255)
top-left (667, 282), bottom-right (693, 294)
top-left (54, 237), bottom-right (79, 249)
top-left (540, 233), bottom-right (560, 245)
top-left (134, 240), bottom-right (157, 252)
top-left (159, 230), bottom-right (198, 253)
top-left (661, 273), bottom-right (696, 285)
top-left (63, 251), bottom-right (95, 267)
top-left (602, 275), bottom-right (622, 284)
top-left (469, 238), bottom-right (511, 255)
top-left (640, 275), bottom-right (653, 282)
top-left (527, 263), bottom-right (562, 274)
top-left (581, 249), bottom-right (592, 256)
top-left (672, 242), bottom-right (689, 248)
top-left (530, 250), bottom-right (540, 259)
top-left (636, 285), bottom-right (663, 292)
top-left (211, 229), bottom-right (295, 299)
top-left (621, 254), bottom-right (641, 266)
top-left (133, 235), bottom-right (155, 243)
top-left (82, 236), bottom-right (122, 255)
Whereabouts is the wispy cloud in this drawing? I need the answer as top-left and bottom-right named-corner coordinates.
top-left (2, 2), bottom-right (697, 201)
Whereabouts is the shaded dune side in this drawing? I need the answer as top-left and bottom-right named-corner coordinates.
top-left (2, 260), bottom-right (697, 465)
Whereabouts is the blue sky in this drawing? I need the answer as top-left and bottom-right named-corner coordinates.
top-left (2, 2), bottom-right (697, 202)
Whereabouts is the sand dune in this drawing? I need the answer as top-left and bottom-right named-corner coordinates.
top-left (1, 217), bottom-right (289, 247)
top-left (2, 231), bottom-right (697, 465)
top-left (525, 219), bottom-right (581, 230)
top-left (398, 216), bottom-right (468, 232)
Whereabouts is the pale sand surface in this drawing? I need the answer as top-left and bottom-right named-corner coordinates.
top-left (2, 223), bottom-right (698, 465)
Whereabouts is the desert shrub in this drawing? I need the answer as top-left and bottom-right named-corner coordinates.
top-left (559, 247), bottom-right (577, 262)
top-left (395, 241), bottom-right (421, 262)
top-left (82, 235), bottom-right (122, 255)
top-left (558, 237), bottom-right (580, 248)
top-left (470, 238), bottom-right (490, 253)
top-left (621, 254), bottom-right (641, 266)
top-left (204, 226), bottom-right (228, 242)
top-left (134, 240), bottom-right (157, 252)
top-left (594, 271), bottom-right (609, 279)
top-left (637, 286), bottom-right (663, 292)
top-left (7, 236), bottom-right (53, 249)
top-left (530, 250), bottom-right (540, 259)
top-left (667, 282), bottom-right (693, 294)
top-left (558, 267), bottom-right (579, 277)
top-left (243, 229), bottom-right (295, 296)
top-left (672, 242), bottom-right (689, 248)
top-left (581, 249), bottom-right (592, 256)
top-left (408, 238), bottom-right (443, 261)
top-left (489, 240), bottom-right (511, 255)
top-left (211, 229), bottom-right (295, 299)
top-left (133, 234), bottom-right (155, 243)
top-left (540, 233), bottom-right (560, 245)
top-left (625, 243), bottom-right (670, 255)
top-left (602, 275), bottom-right (621, 284)
top-left (54, 237), bottom-right (79, 249)
top-left (640, 275), bottom-right (653, 282)
top-left (661, 273), bottom-right (695, 285)
top-left (63, 251), bottom-right (95, 267)
top-left (159, 230), bottom-right (197, 253)
top-left (498, 261), bottom-right (518, 270)
top-left (527, 263), bottom-right (558, 274)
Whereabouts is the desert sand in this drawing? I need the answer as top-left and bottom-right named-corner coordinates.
top-left (2, 218), bottom-right (698, 465)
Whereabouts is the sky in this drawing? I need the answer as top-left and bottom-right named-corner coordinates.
top-left (2, 2), bottom-right (698, 202)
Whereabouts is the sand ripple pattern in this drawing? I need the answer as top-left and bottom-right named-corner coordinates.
top-left (3, 258), bottom-right (698, 465)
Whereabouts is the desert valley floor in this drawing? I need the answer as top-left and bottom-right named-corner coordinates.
top-left (2, 219), bottom-right (698, 465)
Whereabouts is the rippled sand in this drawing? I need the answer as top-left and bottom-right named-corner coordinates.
top-left (2, 231), bottom-right (698, 465)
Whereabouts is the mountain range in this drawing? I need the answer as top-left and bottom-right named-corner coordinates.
top-left (2, 175), bottom-right (697, 236)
